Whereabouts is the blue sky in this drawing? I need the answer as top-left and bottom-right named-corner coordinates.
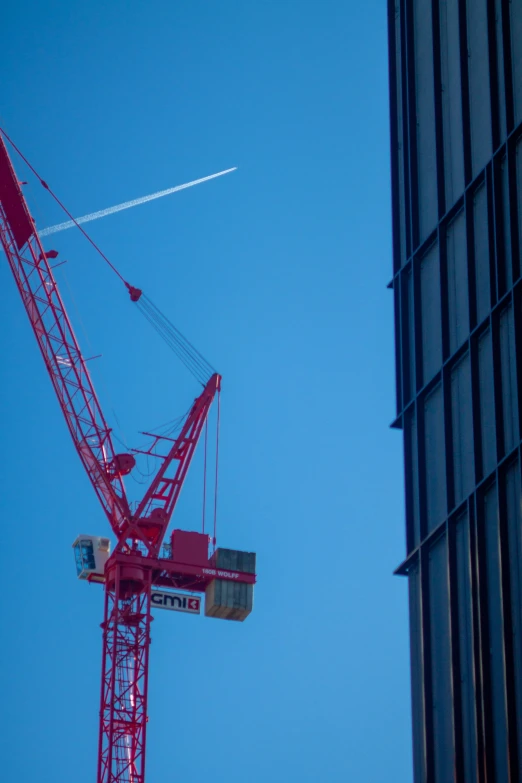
top-left (0, 2), bottom-right (412, 781)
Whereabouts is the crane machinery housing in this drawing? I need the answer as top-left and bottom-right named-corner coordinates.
top-left (0, 129), bottom-right (256, 783)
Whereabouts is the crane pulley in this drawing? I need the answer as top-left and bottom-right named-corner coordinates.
top-left (0, 129), bottom-right (256, 783)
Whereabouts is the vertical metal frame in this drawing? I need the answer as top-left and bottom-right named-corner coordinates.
top-left (507, 133), bottom-right (521, 283)
top-left (417, 386), bottom-right (429, 544)
top-left (430, 0), bottom-right (446, 219)
top-left (447, 514), bottom-right (464, 781)
top-left (465, 186), bottom-right (479, 330)
top-left (442, 362), bottom-right (455, 515)
top-left (457, 0), bottom-right (473, 185)
top-left (410, 554), bottom-right (429, 782)
top-left (499, 0), bottom-right (515, 134)
top-left (439, 223), bottom-right (450, 363)
top-left (400, 267), bottom-right (414, 407)
top-left (474, 482), bottom-right (497, 781)
top-left (448, 508), bottom-right (478, 783)
top-left (498, 458), bottom-right (521, 779)
top-left (470, 329), bottom-right (486, 485)
top-left (404, 0), bottom-right (421, 252)
top-left (486, 0), bottom-right (502, 153)
top-left (468, 494), bottom-right (486, 783)
top-left (419, 543), bottom-right (435, 782)
top-left (400, 0), bottom-right (416, 263)
top-left (395, 275), bottom-right (404, 414)
top-left (492, 148), bottom-right (511, 298)
top-left (491, 304), bottom-right (508, 461)
top-left (404, 401), bottom-right (417, 555)
top-left (413, 246), bottom-right (425, 395)
top-left (486, 163), bottom-right (499, 308)
top-left (513, 284), bottom-right (522, 443)
top-left (388, 0), bottom-right (403, 274)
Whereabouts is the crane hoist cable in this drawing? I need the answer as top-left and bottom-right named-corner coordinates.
top-left (0, 125), bottom-right (215, 385)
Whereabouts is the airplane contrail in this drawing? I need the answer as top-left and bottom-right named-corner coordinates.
top-left (38, 167), bottom-right (237, 237)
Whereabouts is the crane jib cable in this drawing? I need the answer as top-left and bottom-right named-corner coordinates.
top-left (0, 126), bottom-right (127, 286)
top-left (137, 295), bottom-right (215, 385)
top-left (0, 126), bottom-right (216, 384)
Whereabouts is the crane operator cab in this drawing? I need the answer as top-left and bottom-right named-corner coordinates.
top-left (72, 535), bottom-right (110, 582)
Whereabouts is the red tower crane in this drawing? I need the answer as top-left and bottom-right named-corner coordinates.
top-left (0, 130), bottom-right (256, 783)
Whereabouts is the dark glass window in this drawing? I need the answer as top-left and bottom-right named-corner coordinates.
top-left (451, 353), bottom-right (474, 505)
top-left (439, 0), bottom-right (464, 208)
top-left (446, 210), bottom-right (469, 354)
top-left (473, 184), bottom-right (491, 325)
top-left (414, 0), bottom-right (438, 240)
top-left (505, 463), bottom-right (522, 761)
top-left (499, 157), bottom-right (513, 293)
top-left (429, 534), bottom-right (455, 781)
top-left (499, 305), bottom-right (519, 454)
top-left (493, 0), bottom-right (507, 143)
top-left (424, 384), bottom-right (447, 531)
top-left (420, 242), bottom-right (442, 384)
top-left (405, 407), bottom-right (421, 548)
top-left (466, 0), bottom-right (492, 177)
top-left (395, 0), bottom-right (408, 265)
top-left (511, 2), bottom-right (522, 127)
top-left (455, 512), bottom-right (477, 781)
top-left (409, 563), bottom-right (426, 781)
top-left (402, 269), bottom-right (416, 403)
top-left (483, 484), bottom-right (509, 780)
top-left (478, 329), bottom-right (497, 477)
top-left (516, 139), bottom-right (522, 265)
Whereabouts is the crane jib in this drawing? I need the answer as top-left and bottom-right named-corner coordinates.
top-left (0, 135), bottom-right (34, 249)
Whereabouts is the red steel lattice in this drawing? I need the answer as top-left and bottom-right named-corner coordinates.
top-left (98, 564), bottom-right (152, 783)
top-left (0, 134), bottom-right (223, 783)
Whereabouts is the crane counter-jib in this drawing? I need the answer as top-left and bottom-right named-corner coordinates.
top-left (0, 129), bottom-right (256, 783)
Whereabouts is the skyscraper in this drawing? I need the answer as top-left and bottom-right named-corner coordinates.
top-left (387, 0), bottom-right (522, 779)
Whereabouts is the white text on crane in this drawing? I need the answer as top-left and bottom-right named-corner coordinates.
top-left (151, 590), bottom-right (201, 614)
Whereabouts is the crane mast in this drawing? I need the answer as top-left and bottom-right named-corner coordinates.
top-left (0, 132), bottom-right (256, 783)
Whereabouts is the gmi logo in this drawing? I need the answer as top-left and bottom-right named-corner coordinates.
top-left (151, 590), bottom-right (201, 614)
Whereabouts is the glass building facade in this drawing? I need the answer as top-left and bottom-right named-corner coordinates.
top-left (388, 0), bottom-right (522, 779)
